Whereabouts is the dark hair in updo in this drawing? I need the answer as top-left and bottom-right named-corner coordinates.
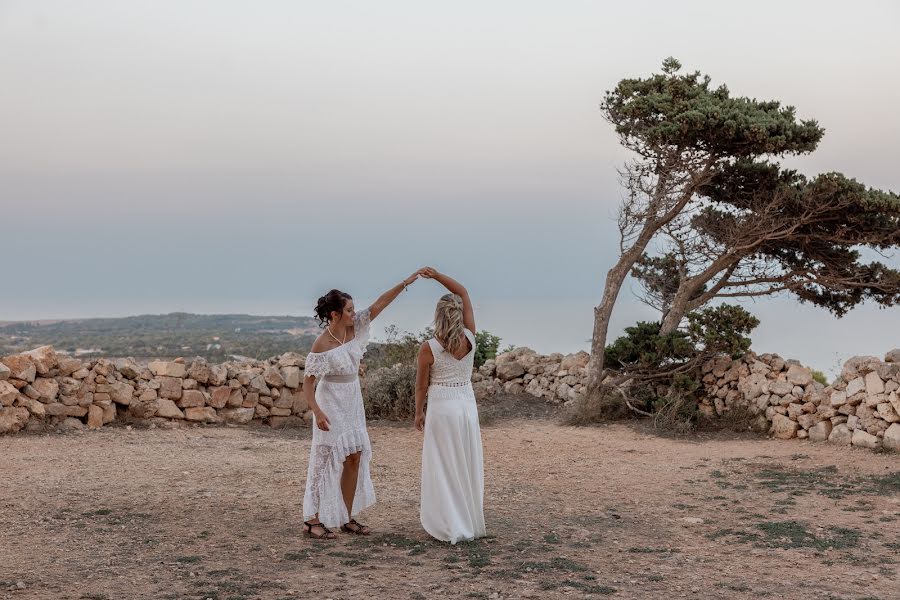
top-left (314, 289), bottom-right (352, 327)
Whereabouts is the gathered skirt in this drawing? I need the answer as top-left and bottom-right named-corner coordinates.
top-left (420, 382), bottom-right (486, 544)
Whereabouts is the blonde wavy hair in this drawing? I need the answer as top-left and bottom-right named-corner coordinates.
top-left (434, 293), bottom-right (466, 355)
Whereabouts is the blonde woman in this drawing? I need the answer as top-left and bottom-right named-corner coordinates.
top-left (415, 267), bottom-right (486, 544)
top-left (302, 271), bottom-right (423, 540)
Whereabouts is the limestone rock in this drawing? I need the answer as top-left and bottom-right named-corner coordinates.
top-left (851, 429), bottom-right (880, 450)
top-left (220, 407), bottom-right (254, 424)
top-left (87, 405), bottom-right (104, 429)
top-left (883, 423), bottom-right (900, 452)
top-left (31, 378), bottom-right (59, 402)
top-left (828, 424), bottom-right (852, 445)
top-left (114, 358), bottom-right (142, 380)
top-left (885, 349), bottom-right (900, 364)
top-left (876, 402), bottom-right (900, 423)
top-left (771, 414), bottom-right (798, 439)
top-left (59, 417), bottom-right (84, 432)
top-left (185, 407), bottom-right (219, 423)
top-left (178, 390), bottom-right (206, 408)
top-left (16, 396), bottom-right (46, 417)
top-left (0, 362), bottom-right (10, 380)
top-left (0, 406), bottom-right (30, 433)
top-left (187, 359), bottom-right (212, 384)
top-left (209, 364), bottom-right (228, 386)
top-left (156, 399), bottom-right (185, 419)
top-left (23, 346), bottom-right (58, 375)
top-left (841, 355), bottom-right (881, 381)
top-left (264, 366), bottom-right (285, 388)
top-left (208, 387), bottom-right (231, 409)
top-left (65, 405), bottom-right (88, 417)
top-left (808, 421), bottom-right (833, 442)
top-left (865, 371), bottom-right (885, 395)
top-left (797, 413), bottom-right (818, 430)
top-left (495, 362), bottom-right (526, 382)
top-left (845, 377), bottom-right (866, 397)
top-left (128, 397), bottom-right (159, 419)
top-left (158, 376), bottom-right (183, 400)
top-left (786, 365), bottom-right (813, 386)
top-left (148, 361), bottom-right (187, 378)
top-left (249, 374), bottom-right (270, 396)
top-left (282, 366), bottom-right (301, 389)
top-left (0, 355), bottom-right (36, 383)
top-left (109, 382), bottom-right (135, 405)
top-left (0, 381), bottom-right (18, 406)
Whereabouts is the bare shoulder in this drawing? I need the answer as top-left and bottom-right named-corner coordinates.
top-left (418, 340), bottom-right (434, 363)
top-left (310, 333), bottom-right (334, 353)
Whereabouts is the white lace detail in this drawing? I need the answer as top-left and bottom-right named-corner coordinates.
top-left (353, 308), bottom-right (371, 352)
top-left (301, 315), bottom-right (376, 528)
top-left (303, 352), bottom-right (331, 379)
top-left (428, 329), bottom-right (476, 386)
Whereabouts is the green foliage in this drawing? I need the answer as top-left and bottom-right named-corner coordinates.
top-left (686, 305), bottom-right (760, 358)
top-left (366, 325), bottom-right (502, 370)
top-left (602, 58), bottom-right (823, 160)
top-left (362, 364), bottom-right (417, 420)
top-left (604, 321), bottom-right (693, 369)
top-left (811, 370), bottom-right (828, 386)
top-left (364, 325), bottom-right (432, 370)
top-left (473, 330), bottom-right (501, 368)
top-left (603, 305), bottom-right (760, 423)
top-left (695, 161), bottom-right (900, 315)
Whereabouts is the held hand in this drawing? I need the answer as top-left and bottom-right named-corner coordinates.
top-left (314, 409), bottom-right (331, 431)
top-left (419, 267), bottom-right (439, 279)
top-left (403, 271), bottom-right (422, 287)
top-left (414, 411), bottom-right (425, 431)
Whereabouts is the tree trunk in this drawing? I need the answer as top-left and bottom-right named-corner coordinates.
top-left (658, 289), bottom-right (692, 335)
top-left (585, 257), bottom-right (640, 395)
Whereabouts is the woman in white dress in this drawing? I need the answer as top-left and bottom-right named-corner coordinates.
top-left (302, 272), bottom-right (422, 540)
top-left (415, 268), bottom-right (486, 544)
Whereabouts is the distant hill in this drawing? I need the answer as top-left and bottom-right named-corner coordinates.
top-left (0, 313), bottom-right (320, 361)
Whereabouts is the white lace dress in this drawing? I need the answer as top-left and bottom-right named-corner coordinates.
top-left (420, 328), bottom-right (486, 544)
top-left (302, 309), bottom-right (375, 528)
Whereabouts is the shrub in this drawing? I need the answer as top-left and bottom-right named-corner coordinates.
top-left (581, 304), bottom-right (760, 430)
top-left (362, 364), bottom-right (417, 420)
top-left (474, 330), bottom-right (501, 368)
top-left (811, 370), bottom-right (828, 385)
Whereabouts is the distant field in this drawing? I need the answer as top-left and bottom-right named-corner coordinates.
top-left (0, 313), bottom-right (320, 361)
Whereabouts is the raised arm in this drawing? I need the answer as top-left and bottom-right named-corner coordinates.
top-left (422, 268), bottom-right (475, 332)
top-left (367, 270), bottom-right (422, 321)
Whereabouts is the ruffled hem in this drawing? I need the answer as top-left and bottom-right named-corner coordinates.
top-left (303, 428), bottom-right (376, 527)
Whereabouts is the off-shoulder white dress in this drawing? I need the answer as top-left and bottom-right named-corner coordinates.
top-left (302, 309), bottom-right (375, 528)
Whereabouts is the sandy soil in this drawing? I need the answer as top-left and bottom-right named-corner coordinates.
top-left (1, 395), bottom-right (898, 600)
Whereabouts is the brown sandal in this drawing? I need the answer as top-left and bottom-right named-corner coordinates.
top-left (304, 520), bottom-right (336, 540)
top-left (341, 519), bottom-right (371, 535)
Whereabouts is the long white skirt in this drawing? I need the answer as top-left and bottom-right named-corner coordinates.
top-left (420, 382), bottom-right (486, 544)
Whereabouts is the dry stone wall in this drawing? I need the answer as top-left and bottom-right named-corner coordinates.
top-left (475, 346), bottom-right (900, 453)
top-left (0, 346), bottom-right (311, 434)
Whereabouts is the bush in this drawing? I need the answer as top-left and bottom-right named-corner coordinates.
top-left (811, 369), bottom-right (828, 385)
top-left (362, 364), bottom-right (417, 420)
top-left (592, 304), bottom-right (760, 430)
top-left (474, 330), bottom-right (501, 368)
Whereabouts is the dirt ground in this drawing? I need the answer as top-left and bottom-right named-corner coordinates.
top-left (1, 394), bottom-right (898, 600)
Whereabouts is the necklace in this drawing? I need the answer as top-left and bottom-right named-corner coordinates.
top-left (326, 326), bottom-right (347, 346)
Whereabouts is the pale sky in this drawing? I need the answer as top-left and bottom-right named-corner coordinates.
top-left (1, 1), bottom-right (899, 375)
